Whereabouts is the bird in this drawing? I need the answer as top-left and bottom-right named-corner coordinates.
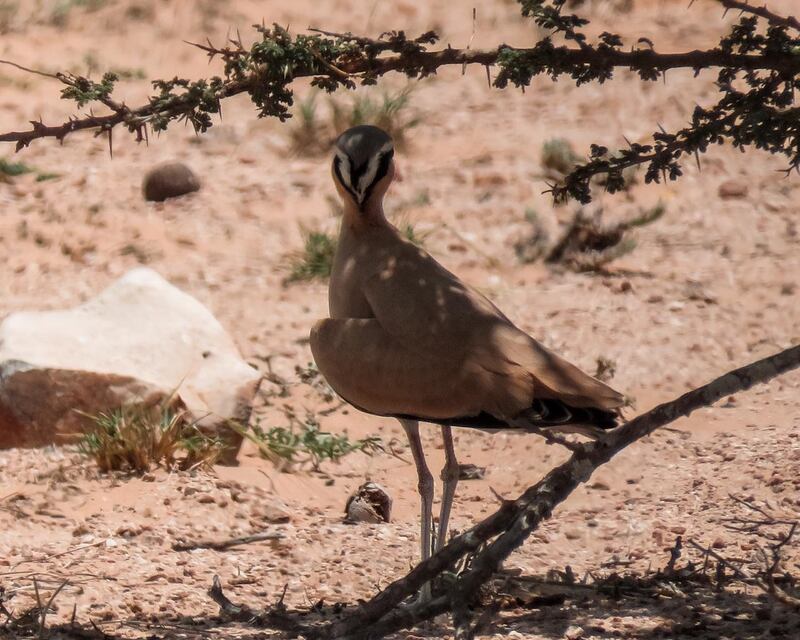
top-left (310, 124), bottom-right (624, 597)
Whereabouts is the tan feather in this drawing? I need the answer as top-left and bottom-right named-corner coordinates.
top-left (313, 221), bottom-right (623, 423)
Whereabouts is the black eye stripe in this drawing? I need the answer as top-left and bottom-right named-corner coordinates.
top-left (362, 151), bottom-right (393, 203)
top-left (350, 160), bottom-right (368, 189)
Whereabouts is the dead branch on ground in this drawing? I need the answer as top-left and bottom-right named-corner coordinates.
top-left (172, 531), bottom-right (285, 552)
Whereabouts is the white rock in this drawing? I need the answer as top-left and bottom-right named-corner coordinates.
top-left (0, 268), bottom-right (261, 462)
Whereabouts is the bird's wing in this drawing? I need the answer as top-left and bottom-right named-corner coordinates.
top-left (359, 240), bottom-right (625, 414)
top-left (309, 317), bottom-right (531, 419)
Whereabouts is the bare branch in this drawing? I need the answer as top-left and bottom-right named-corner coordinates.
top-left (718, 0), bottom-right (800, 32)
top-left (0, 59), bottom-right (60, 80)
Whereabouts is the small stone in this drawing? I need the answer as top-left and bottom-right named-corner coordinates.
top-left (670, 525), bottom-right (686, 534)
top-left (116, 524), bottom-right (144, 537)
top-left (142, 162), bottom-right (200, 202)
top-left (718, 179), bottom-right (748, 199)
top-left (565, 625), bottom-right (585, 640)
top-left (458, 463), bottom-right (486, 480)
top-left (712, 538), bottom-right (726, 549)
top-left (252, 500), bottom-right (291, 523)
top-left (684, 280), bottom-right (717, 304)
top-left (344, 482), bottom-right (392, 524)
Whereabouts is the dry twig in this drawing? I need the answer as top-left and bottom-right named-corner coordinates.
top-left (172, 531), bottom-right (285, 552)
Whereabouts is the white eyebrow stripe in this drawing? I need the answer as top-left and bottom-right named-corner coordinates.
top-left (355, 153), bottom-right (383, 202)
top-left (335, 149), bottom-right (352, 189)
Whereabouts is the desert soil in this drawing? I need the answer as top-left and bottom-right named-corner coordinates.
top-left (1, 1), bottom-right (799, 638)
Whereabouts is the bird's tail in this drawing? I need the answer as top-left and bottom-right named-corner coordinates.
top-left (516, 398), bottom-right (619, 439)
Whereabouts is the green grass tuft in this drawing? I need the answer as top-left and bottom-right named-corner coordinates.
top-left (0, 157), bottom-right (33, 177)
top-left (78, 402), bottom-right (223, 474)
top-left (289, 86), bottom-right (420, 156)
top-left (330, 86), bottom-right (420, 149)
top-left (541, 138), bottom-right (583, 176)
top-left (50, 0), bottom-right (107, 26)
top-left (1, 158), bottom-right (61, 183)
top-left (285, 228), bottom-right (337, 283)
top-left (232, 416), bottom-right (382, 472)
top-left (284, 218), bottom-right (424, 285)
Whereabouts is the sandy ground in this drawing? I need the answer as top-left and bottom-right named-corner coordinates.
top-left (1, 0), bottom-right (799, 638)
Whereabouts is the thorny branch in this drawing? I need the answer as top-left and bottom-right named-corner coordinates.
top-left (718, 0), bottom-right (800, 32)
top-left (205, 344), bottom-right (800, 639)
top-left (1, 1), bottom-right (799, 202)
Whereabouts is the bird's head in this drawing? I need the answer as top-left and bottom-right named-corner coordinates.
top-left (331, 125), bottom-right (396, 214)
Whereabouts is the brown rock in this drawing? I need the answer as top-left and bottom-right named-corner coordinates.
top-left (252, 500), bottom-right (291, 523)
top-left (718, 179), bottom-right (748, 199)
top-left (142, 162), bottom-right (200, 202)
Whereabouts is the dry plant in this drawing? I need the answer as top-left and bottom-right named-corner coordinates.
top-left (50, 0), bottom-right (108, 27)
top-left (289, 86), bottom-right (420, 156)
top-left (541, 137), bottom-right (583, 176)
top-left (0, 2), bottom-right (17, 35)
top-left (515, 202), bottom-right (664, 271)
top-left (0, 576), bottom-right (73, 639)
top-left (77, 400), bottom-right (223, 473)
top-left (694, 494), bottom-right (800, 607)
top-left (545, 202), bottom-right (664, 272)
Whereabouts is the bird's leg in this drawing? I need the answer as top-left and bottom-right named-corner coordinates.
top-left (400, 419), bottom-right (434, 600)
top-left (436, 425), bottom-right (459, 552)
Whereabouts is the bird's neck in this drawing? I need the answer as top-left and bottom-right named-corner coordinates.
top-left (341, 197), bottom-right (389, 232)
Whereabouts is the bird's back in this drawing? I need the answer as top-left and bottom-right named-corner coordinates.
top-left (313, 221), bottom-right (624, 429)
